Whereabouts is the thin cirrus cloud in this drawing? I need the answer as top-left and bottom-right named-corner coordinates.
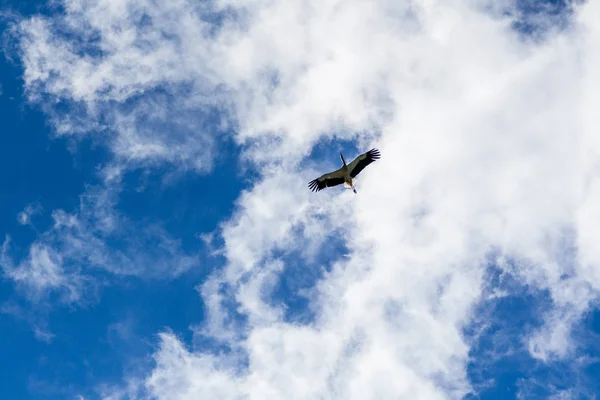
top-left (4, 0), bottom-right (600, 398)
top-left (1, 183), bottom-right (200, 308)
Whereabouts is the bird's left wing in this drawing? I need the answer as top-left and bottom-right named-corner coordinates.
top-left (348, 148), bottom-right (381, 178)
top-left (308, 168), bottom-right (346, 192)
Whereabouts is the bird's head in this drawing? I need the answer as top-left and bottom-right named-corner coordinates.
top-left (340, 151), bottom-right (346, 165)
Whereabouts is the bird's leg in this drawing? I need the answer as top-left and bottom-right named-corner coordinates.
top-left (352, 184), bottom-right (357, 194)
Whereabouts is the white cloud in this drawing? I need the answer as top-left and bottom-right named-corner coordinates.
top-left (1, 237), bottom-right (88, 304)
top-left (1, 183), bottom-right (201, 310)
top-left (17, 202), bottom-right (43, 225)
top-left (11, 0), bottom-right (225, 177)
top-left (10, 0), bottom-right (600, 398)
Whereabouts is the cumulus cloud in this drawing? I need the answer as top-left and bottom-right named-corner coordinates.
top-left (9, 0), bottom-right (600, 398)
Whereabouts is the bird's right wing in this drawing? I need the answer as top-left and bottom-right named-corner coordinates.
top-left (308, 168), bottom-right (346, 192)
top-left (348, 148), bottom-right (381, 178)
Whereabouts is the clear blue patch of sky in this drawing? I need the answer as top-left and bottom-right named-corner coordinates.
top-left (0, 286), bottom-right (48, 399)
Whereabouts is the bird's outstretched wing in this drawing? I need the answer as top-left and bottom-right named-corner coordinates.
top-left (308, 168), bottom-right (346, 192)
top-left (348, 148), bottom-right (381, 178)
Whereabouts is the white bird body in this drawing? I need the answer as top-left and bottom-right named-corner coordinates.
top-left (308, 148), bottom-right (381, 194)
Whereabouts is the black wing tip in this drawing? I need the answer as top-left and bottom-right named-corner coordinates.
top-left (367, 148), bottom-right (381, 160)
top-left (308, 178), bottom-right (322, 192)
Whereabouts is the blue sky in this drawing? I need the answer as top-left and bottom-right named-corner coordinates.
top-left (2, 0), bottom-right (600, 399)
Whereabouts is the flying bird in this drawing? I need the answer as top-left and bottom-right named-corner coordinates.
top-left (308, 148), bottom-right (381, 194)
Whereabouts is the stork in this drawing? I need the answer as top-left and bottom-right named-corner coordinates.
top-left (308, 148), bottom-right (381, 194)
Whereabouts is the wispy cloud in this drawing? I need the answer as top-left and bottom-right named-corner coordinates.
top-left (1, 182), bottom-right (201, 311)
top-left (8, 0), bottom-right (227, 178)
top-left (17, 202), bottom-right (43, 226)
top-left (1, 236), bottom-right (91, 304)
top-left (7, 0), bottom-right (600, 398)
top-left (0, 301), bottom-right (56, 343)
